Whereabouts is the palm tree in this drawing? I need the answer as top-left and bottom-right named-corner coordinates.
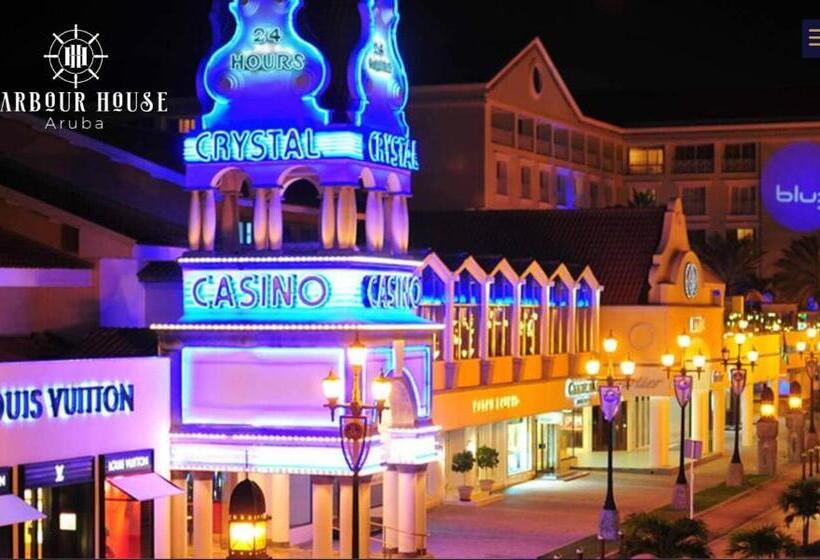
top-left (621, 512), bottom-right (711, 558)
top-left (628, 188), bottom-right (657, 208)
top-left (779, 478), bottom-right (820, 548)
top-left (696, 233), bottom-right (764, 296)
top-left (726, 524), bottom-right (799, 558)
top-left (772, 234), bottom-right (820, 307)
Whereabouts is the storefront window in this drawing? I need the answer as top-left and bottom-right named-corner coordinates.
top-left (519, 276), bottom-right (543, 356)
top-left (560, 409), bottom-right (584, 458)
top-left (453, 270), bottom-right (481, 360)
top-left (103, 484), bottom-right (151, 558)
top-left (507, 418), bottom-right (532, 475)
top-left (488, 275), bottom-right (514, 357)
top-left (549, 279), bottom-right (570, 354)
top-left (419, 267), bottom-right (446, 360)
top-left (575, 281), bottom-right (594, 352)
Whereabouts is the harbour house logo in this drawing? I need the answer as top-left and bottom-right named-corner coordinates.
top-left (43, 24), bottom-right (108, 89)
top-left (0, 25), bottom-right (167, 130)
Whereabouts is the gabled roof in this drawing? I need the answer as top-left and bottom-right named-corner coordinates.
top-left (67, 328), bottom-right (159, 359)
top-left (410, 207), bottom-right (668, 305)
top-left (0, 228), bottom-right (91, 269)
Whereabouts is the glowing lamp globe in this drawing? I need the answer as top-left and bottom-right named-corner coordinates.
top-left (759, 385), bottom-right (776, 419)
top-left (322, 370), bottom-right (343, 405)
top-left (796, 341), bottom-right (808, 353)
top-left (620, 357), bottom-right (636, 376)
top-left (585, 359), bottom-right (601, 376)
top-left (734, 332), bottom-right (747, 346)
top-left (228, 479), bottom-right (269, 559)
top-left (676, 332), bottom-right (691, 349)
top-left (747, 348), bottom-right (759, 364)
top-left (348, 338), bottom-right (367, 369)
top-left (661, 353), bottom-right (675, 368)
top-left (808, 327), bottom-right (818, 340)
top-left (789, 381), bottom-right (803, 411)
top-left (738, 319), bottom-right (749, 330)
top-left (371, 370), bottom-right (392, 404)
top-left (602, 332), bottom-right (618, 354)
top-left (692, 352), bottom-right (706, 370)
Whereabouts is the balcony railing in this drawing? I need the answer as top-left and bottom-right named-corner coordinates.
top-left (518, 134), bottom-right (534, 152)
top-left (491, 127), bottom-right (514, 147)
top-left (723, 158), bottom-right (756, 173)
top-left (673, 159), bottom-right (714, 174)
top-left (536, 139), bottom-right (551, 156)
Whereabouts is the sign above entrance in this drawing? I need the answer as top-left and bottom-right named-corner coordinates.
top-left (103, 449), bottom-right (153, 476)
top-left (23, 456), bottom-right (94, 489)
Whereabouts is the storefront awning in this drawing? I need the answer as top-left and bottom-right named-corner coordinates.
top-left (107, 473), bottom-right (184, 502)
top-left (0, 494), bottom-right (45, 526)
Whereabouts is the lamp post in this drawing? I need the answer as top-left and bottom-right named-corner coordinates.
top-left (787, 381), bottom-right (806, 463)
top-left (794, 327), bottom-right (819, 448)
top-left (660, 331), bottom-right (705, 510)
top-left (228, 477), bottom-right (270, 559)
top-left (585, 331), bottom-right (635, 542)
top-left (757, 385), bottom-right (779, 475)
top-left (721, 331), bottom-right (758, 486)
top-left (322, 336), bottom-right (392, 560)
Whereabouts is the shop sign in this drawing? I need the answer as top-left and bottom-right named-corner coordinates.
top-left (565, 379), bottom-right (597, 399)
top-left (23, 456), bottom-right (94, 489)
top-left (761, 142), bottom-right (820, 233)
top-left (0, 382), bottom-right (134, 423)
top-left (363, 274), bottom-right (422, 309)
top-left (472, 394), bottom-right (520, 414)
top-left (103, 449), bottom-right (153, 476)
top-left (188, 270), bottom-right (331, 310)
top-left (0, 466), bottom-right (10, 495)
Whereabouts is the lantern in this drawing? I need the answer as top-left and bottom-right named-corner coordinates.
top-left (789, 381), bottom-right (803, 411)
top-left (620, 356), bottom-right (636, 377)
top-left (602, 332), bottom-right (618, 354)
top-left (322, 370), bottom-right (343, 406)
top-left (661, 353), bottom-right (675, 369)
top-left (734, 332), bottom-right (747, 347)
top-left (692, 352), bottom-right (706, 371)
top-left (796, 340), bottom-right (808, 354)
top-left (760, 385), bottom-right (776, 419)
top-left (228, 479), bottom-right (269, 559)
top-left (371, 370), bottom-right (392, 420)
top-left (808, 327), bottom-right (818, 340)
top-left (676, 332), bottom-right (691, 349)
top-left (747, 348), bottom-right (759, 365)
top-left (348, 336), bottom-right (367, 369)
top-left (585, 359), bottom-right (601, 376)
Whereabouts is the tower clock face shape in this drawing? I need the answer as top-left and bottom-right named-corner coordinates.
top-left (684, 263), bottom-right (699, 299)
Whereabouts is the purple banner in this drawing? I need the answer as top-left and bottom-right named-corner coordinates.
top-left (731, 368), bottom-right (747, 396)
top-left (599, 385), bottom-right (622, 422)
top-left (23, 456), bottom-right (94, 489)
top-left (102, 449), bottom-right (153, 476)
top-left (673, 375), bottom-right (693, 408)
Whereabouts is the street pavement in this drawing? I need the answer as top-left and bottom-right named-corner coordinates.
top-left (426, 437), bottom-right (799, 559)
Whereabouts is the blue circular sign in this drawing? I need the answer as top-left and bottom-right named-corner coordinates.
top-left (761, 142), bottom-right (820, 233)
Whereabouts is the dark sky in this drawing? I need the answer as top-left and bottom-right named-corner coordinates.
top-left (1, 1), bottom-right (819, 125)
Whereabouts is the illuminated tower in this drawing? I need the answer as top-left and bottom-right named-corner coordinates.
top-left (154, 2), bottom-right (437, 557)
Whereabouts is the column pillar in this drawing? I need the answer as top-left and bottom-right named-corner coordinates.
top-left (414, 466), bottom-right (428, 554)
top-left (787, 411), bottom-right (806, 463)
top-left (336, 186), bottom-right (358, 249)
top-left (382, 466), bottom-right (399, 553)
top-left (202, 188), bottom-right (216, 251)
top-left (713, 389), bottom-right (726, 455)
top-left (649, 397), bottom-right (670, 467)
top-left (626, 397), bottom-right (637, 451)
top-left (170, 471), bottom-right (188, 558)
top-left (268, 188), bottom-right (283, 250)
top-left (757, 417), bottom-right (779, 475)
top-left (192, 471), bottom-right (213, 559)
top-left (582, 405), bottom-right (593, 453)
top-left (188, 191), bottom-right (202, 250)
top-left (311, 476), bottom-right (333, 559)
top-left (270, 473), bottom-right (290, 547)
top-left (253, 187), bottom-right (269, 249)
top-left (319, 187), bottom-right (336, 249)
top-left (742, 386), bottom-right (755, 447)
top-left (691, 391), bottom-right (710, 447)
top-left (365, 189), bottom-right (385, 252)
top-left (388, 194), bottom-right (409, 254)
top-left (397, 465), bottom-right (420, 555)
top-left (221, 472), bottom-right (238, 550)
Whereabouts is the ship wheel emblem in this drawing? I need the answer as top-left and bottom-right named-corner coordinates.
top-left (44, 24), bottom-right (108, 88)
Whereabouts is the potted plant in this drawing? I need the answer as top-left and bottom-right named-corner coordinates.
top-left (476, 445), bottom-right (500, 493)
top-left (451, 450), bottom-right (475, 501)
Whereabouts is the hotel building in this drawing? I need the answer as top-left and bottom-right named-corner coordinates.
top-left (408, 38), bottom-right (820, 272)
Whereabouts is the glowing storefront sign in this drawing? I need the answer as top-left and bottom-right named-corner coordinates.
top-left (103, 450), bottom-right (153, 476)
top-left (0, 383), bottom-right (134, 422)
top-left (761, 142), bottom-right (820, 232)
top-left (182, 266), bottom-right (422, 322)
top-left (471, 394), bottom-right (520, 414)
top-left (367, 131), bottom-right (418, 170)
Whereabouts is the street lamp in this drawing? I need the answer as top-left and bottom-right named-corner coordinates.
top-left (757, 384), bottom-right (779, 475)
top-left (660, 332), bottom-right (705, 510)
top-left (721, 331), bottom-right (758, 486)
top-left (792, 328), bottom-right (819, 448)
top-left (585, 331), bottom-right (635, 542)
top-left (322, 336), bottom-right (392, 560)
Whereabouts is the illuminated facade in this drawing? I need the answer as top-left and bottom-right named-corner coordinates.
top-left (408, 38), bottom-right (820, 274)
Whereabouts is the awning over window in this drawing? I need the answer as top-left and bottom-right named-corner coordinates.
top-left (0, 494), bottom-right (45, 527)
top-left (106, 472), bottom-right (184, 502)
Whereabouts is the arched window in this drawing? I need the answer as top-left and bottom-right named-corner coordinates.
top-left (519, 275), bottom-right (543, 356)
top-left (575, 281), bottom-right (594, 352)
top-left (549, 279), bottom-right (570, 354)
top-left (418, 267), bottom-right (446, 361)
top-left (488, 275), bottom-right (514, 357)
top-left (453, 270), bottom-right (481, 360)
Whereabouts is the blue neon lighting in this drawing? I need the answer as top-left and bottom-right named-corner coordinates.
top-left (421, 267), bottom-right (445, 303)
top-left (315, 131), bottom-right (364, 159)
top-left (372, 345), bottom-right (431, 418)
top-left (199, 0), bottom-right (330, 130)
top-left (521, 276), bottom-right (543, 306)
top-left (550, 280), bottom-right (569, 308)
top-left (489, 276), bottom-right (514, 304)
top-left (576, 281), bottom-right (593, 309)
top-left (454, 270), bottom-right (481, 305)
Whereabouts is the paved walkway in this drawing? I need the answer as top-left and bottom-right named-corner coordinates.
top-left (426, 430), bottom-right (798, 559)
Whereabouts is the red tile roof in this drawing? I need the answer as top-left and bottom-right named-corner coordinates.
top-left (410, 207), bottom-right (667, 305)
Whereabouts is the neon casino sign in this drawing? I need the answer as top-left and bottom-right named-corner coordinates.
top-left (761, 142), bottom-right (820, 232)
top-left (182, 267), bottom-right (421, 321)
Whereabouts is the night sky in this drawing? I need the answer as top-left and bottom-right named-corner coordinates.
top-left (1, 1), bottom-right (819, 125)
